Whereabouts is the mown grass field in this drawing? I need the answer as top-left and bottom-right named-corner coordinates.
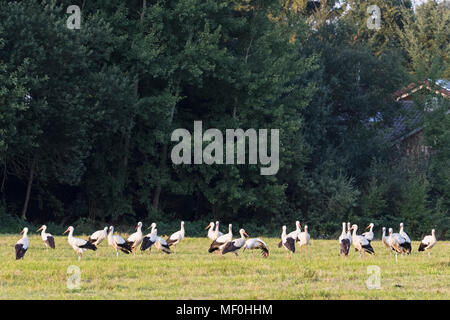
top-left (0, 235), bottom-right (448, 299)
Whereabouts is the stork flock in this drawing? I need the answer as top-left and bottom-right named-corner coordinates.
top-left (338, 222), bottom-right (437, 262)
top-left (13, 220), bottom-right (437, 262)
top-left (14, 221), bottom-right (185, 261)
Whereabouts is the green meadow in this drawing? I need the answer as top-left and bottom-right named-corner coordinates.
top-left (0, 235), bottom-right (448, 299)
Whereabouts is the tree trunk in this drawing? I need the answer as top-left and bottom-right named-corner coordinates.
top-left (21, 160), bottom-right (35, 220)
top-left (152, 83), bottom-right (180, 211)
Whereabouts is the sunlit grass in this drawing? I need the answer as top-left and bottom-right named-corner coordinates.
top-left (0, 235), bottom-right (448, 299)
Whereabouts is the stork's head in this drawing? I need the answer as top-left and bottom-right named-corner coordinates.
top-left (366, 223), bottom-right (374, 230)
top-left (296, 221), bottom-right (300, 228)
top-left (63, 226), bottom-right (74, 234)
top-left (206, 222), bottom-right (214, 230)
top-left (239, 229), bottom-right (249, 237)
top-left (148, 222), bottom-right (156, 230)
top-left (400, 222), bottom-right (404, 228)
top-left (104, 226), bottom-right (108, 232)
top-left (136, 222), bottom-right (142, 230)
top-left (181, 221), bottom-right (184, 226)
top-left (349, 224), bottom-right (357, 231)
top-left (388, 228), bottom-right (393, 235)
top-left (382, 227), bottom-right (386, 233)
top-left (20, 227), bottom-right (28, 235)
top-left (37, 225), bottom-right (46, 232)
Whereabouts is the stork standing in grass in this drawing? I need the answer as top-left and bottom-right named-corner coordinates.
top-left (362, 223), bottom-right (374, 242)
top-left (89, 227), bottom-right (108, 246)
top-left (297, 225), bottom-right (310, 256)
top-left (15, 227), bottom-right (29, 260)
top-left (243, 237), bottom-right (269, 257)
top-left (339, 222), bottom-right (350, 256)
top-left (387, 228), bottom-right (408, 262)
top-left (126, 222), bottom-right (143, 256)
top-left (281, 225), bottom-right (295, 259)
top-left (63, 226), bottom-right (97, 261)
top-left (206, 222), bottom-right (216, 240)
top-left (166, 221), bottom-right (185, 254)
top-left (140, 223), bottom-right (156, 253)
top-left (278, 221), bottom-right (301, 248)
top-left (206, 221), bottom-right (223, 241)
top-left (399, 222), bottom-right (412, 254)
top-left (381, 227), bottom-right (392, 256)
top-left (37, 225), bottom-right (55, 250)
top-left (349, 224), bottom-right (374, 258)
top-left (208, 224), bottom-right (232, 254)
top-left (88, 227), bottom-right (108, 256)
top-left (154, 229), bottom-right (172, 254)
top-left (107, 226), bottom-right (132, 258)
top-left (346, 222), bottom-right (352, 246)
top-left (214, 221), bottom-right (223, 239)
top-left (140, 227), bottom-right (158, 253)
top-left (222, 229), bottom-right (249, 257)
top-left (418, 229), bottom-right (437, 257)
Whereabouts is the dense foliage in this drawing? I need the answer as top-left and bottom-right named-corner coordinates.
top-left (0, 0), bottom-right (448, 239)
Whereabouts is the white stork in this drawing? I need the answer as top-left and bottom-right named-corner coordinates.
top-left (399, 222), bottom-right (412, 254)
top-left (89, 227), bottom-right (108, 246)
top-left (418, 229), bottom-right (437, 256)
top-left (206, 222), bottom-right (216, 240)
top-left (140, 227), bottom-right (158, 253)
top-left (126, 221), bottom-right (143, 256)
top-left (278, 221), bottom-right (301, 248)
top-left (381, 227), bottom-right (392, 256)
top-left (346, 222), bottom-right (352, 245)
top-left (107, 226), bottom-right (132, 258)
top-left (349, 224), bottom-right (374, 257)
top-left (37, 225), bottom-right (55, 250)
top-left (281, 225), bottom-right (295, 259)
top-left (387, 228), bottom-right (408, 262)
top-left (15, 227), bottom-right (29, 260)
top-left (214, 221), bottom-right (223, 239)
top-left (206, 221), bottom-right (223, 241)
top-left (63, 226), bottom-right (97, 261)
top-left (208, 224), bottom-right (232, 253)
top-left (222, 229), bottom-right (249, 257)
top-left (362, 223), bottom-right (374, 242)
top-left (154, 229), bottom-right (172, 254)
top-left (297, 225), bottom-right (310, 256)
top-left (243, 237), bottom-right (269, 258)
top-left (140, 222), bottom-right (156, 253)
top-left (166, 221), bottom-right (185, 253)
top-left (339, 222), bottom-right (350, 256)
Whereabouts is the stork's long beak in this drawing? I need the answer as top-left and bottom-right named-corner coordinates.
top-left (205, 225), bottom-right (211, 230)
top-left (244, 232), bottom-right (249, 237)
top-left (63, 228), bottom-right (69, 235)
top-left (20, 229), bottom-right (24, 235)
top-left (365, 225), bottom-right (370, 230)
top-left (37, 226), bottom-right (43, 232)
